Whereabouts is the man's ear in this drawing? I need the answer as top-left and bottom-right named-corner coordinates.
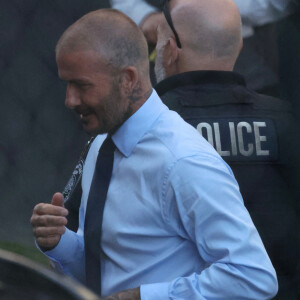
top-left (120, 66), bottom-right (139, 96)
top-left (164, 37), bottom-right (179, 68)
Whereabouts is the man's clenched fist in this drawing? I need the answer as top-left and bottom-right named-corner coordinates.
top-left (30, 192), bottom-right (68, 252)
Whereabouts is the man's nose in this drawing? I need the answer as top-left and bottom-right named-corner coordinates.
top-left (65, 84), bottom-right (81, 109)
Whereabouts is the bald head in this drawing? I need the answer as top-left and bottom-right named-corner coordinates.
top-left (56, 9), bottom-right (149, 76)
top-left (159, 0), bottom-right (243, 72)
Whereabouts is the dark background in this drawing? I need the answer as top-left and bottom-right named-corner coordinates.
top-left (0, 0), bottom-right (110, 249)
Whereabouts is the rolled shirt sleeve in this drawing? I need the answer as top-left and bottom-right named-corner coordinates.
top-left (141, 154), bottom-right (278, 300)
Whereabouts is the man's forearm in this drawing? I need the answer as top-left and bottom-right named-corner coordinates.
top-left (102, 287), bottom-right (140, 300)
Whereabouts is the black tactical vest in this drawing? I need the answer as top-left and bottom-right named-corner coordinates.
top-left (156, 70), bottom-right (300, 298)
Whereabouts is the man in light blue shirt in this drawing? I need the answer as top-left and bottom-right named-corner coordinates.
top-left (30, 7), bottom-right (278, 300)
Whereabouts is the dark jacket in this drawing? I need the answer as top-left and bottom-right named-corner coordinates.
top-left (156, 70), bottom-right (300, 298)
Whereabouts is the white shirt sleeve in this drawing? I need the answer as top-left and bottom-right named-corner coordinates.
top-left (110, 0), bottom-right (158, 25)
top-left (141, 155), bottom-right (278, 300)
top-left (110, 0), bottom-right (297, 38)
top-left (234, 0), bottom-right (298, 26)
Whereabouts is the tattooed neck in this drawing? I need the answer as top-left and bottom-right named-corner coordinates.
top-left (143, 88), bottom-right (152, 101)
top-left (129, 82), bottom-right (152, 103)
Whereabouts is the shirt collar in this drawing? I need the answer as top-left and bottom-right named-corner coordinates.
top-left (112, 89), bottom-right (167, 157)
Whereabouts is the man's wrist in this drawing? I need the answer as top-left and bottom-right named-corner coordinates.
top-left (101, 287), bottom-right (140, 300)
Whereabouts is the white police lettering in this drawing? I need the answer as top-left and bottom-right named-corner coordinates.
top-left (196, 121), bottom-right (269, 157)
top-left (213, 123), bottom-right (230, 156)
top-left (237, 122), bottom-right (254, 156)
top-left (197, 123), bottom-right (214, 146)
top-left (229, 122), bottom-right (238, 156)
top-left (254, 122), bottom-right (269, 156)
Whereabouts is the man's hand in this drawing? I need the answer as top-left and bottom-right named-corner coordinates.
top-left (101, 287), bottom-right (140, 300)
top-left (140, 12), bottom-right (163, 44)
top-left (30, 192), bottom-right (68, 252)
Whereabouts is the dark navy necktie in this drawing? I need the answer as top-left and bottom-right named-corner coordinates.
top-left (84, 136), bottom-right (116, 295)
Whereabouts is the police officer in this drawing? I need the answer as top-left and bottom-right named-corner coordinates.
top-left (154, 0), bottom-right (300, 298)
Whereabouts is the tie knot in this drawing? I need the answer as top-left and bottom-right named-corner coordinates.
top-left (99, 136), bottom-right (116, 156)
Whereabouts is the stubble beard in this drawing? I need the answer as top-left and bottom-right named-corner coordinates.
top-left (96, 80), bottom-right (133, 136)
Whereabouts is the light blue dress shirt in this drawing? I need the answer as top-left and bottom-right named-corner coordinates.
top-left (45, 90), bottom-right (278, 299)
